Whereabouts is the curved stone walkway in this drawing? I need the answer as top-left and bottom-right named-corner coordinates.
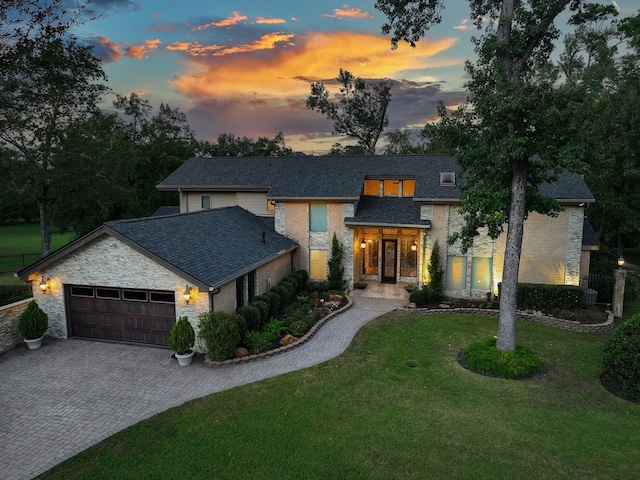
top-left (0, 296), bottom-right (405, 480)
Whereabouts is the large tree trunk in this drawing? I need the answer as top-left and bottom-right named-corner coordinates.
top-left (39, 201), bottom-right (54, 257)
top-left (496, 160), bottom-right (528, 351)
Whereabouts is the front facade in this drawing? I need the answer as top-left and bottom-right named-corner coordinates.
top-left (158, 155), bottom-right (598, 299)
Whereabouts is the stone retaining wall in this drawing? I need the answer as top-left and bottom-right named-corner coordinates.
top-left (0, 299), bottom-right (31, 354)
top-left (405, 307), bottom-right (615, 333)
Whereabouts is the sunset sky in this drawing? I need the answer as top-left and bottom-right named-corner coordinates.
top-left (75, 0), bottom-right (636, 153)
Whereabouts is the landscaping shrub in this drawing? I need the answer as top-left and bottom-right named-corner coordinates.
top-left (288, 319), bottom-right (309, 338)
top-left (244, 330), bottom-right (272, 354)
top-left (168, 316), bottom-right (195, 354)
top-left (283, 274), bottom-right (301, 293)
top-left (279, 280), bottom-right (295, 300)
top-left (263, 318), bottom-right (287, 340)
top-left (265, 291), bottom-right (281, 317)
top-left (235, 313), bottom-right (247, 342)
top-left (198, 311), bottom-right (240, 362)
top-left (249, 299), bottom-right (270, 325)
top-left (409, 289), bottom-right (426, 306)
top-left (603, 314), bottom-right (640, 400)
top-left (236, 305), bottom-right (261, 332)
top-left (327, 232), bottom-right (344, 290)
top-left (625, 273), bottom-right (640, 301)
top-left (293, 269), bottom-right (309, 287)
top-left (305, 280), bottom-right (329, 293)
top-left (428, 239), bottom-right (444, 296)
top-left (0, 285), bottom-right (32, 306)
top-left (17, 300), bottom-right (48, 339)
top-left (422, 286), bottom-right (439, 305)
top-left (498, 283), bottom-right (583, 312)
top-left (463, 337), bottom-right (542, 379)
top-left (271, 285), bottom-right (291, 306)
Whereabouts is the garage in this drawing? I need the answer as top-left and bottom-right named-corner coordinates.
top-left (67, 285), bottom-right (176, 346)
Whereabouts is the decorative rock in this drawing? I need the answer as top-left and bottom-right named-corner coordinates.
top-left (439, 304), bottom-right (451, 309)
top-left (329, 294), bottom-right (344, 302)
top-left (407, 302), bottom-right (417, 309)
top-left (235, 347), bottom-right (249, 358)
top-left (280, 334), bottom-right (298, 346)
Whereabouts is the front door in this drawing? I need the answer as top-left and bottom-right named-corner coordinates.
top-left (381, 239), bottom-right (397, 283)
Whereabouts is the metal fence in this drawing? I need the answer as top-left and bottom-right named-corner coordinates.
top-left (580, 274), bottom-right (615, 306)
top-left (0, 253), bottom-right (42, 274)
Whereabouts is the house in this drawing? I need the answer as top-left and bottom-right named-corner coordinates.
top-left (158, 154), bottom-right (598, 296)
top-left (18, 154), bottom-right (597, 348)
top-left (18, 206), bottom-right (298, 348)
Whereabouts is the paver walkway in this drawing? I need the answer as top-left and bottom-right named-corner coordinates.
top-left (0, 295), bottom-right (405, 480)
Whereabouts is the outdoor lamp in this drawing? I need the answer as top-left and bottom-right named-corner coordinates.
top-left (183, 285), bottom-right (192, 304)
top-left (39, 277), bottom-right (48, 293)
top-left (360, 238), bottom-right (366, 249)
top-left (411, 240), bottom-right (417, 252)
top-left (617, 256), bottom-right (625, 268)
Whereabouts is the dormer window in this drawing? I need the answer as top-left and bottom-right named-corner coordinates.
top-left (363, 178), bottom-right (415, 197)
top-left (440, 172), bottom-right (456, 186)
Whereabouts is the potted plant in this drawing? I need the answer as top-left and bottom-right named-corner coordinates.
top-left (18, 300), bottom-right (49, 349)
top-left (168, 316), bottom-right (196, 366)
top-left (355, 281), bottom-right (368, 289)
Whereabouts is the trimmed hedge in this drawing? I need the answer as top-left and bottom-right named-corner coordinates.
top-left (0, 285), bottom-right (32, 306)
top-left (198, 311), bottom-right (241, 362)
top-left (603, 314), bottom-right (640, 400)
top-left (498, 283), bottom-right (584, 311)
top-left (463, 337), bottom-right (542, 379)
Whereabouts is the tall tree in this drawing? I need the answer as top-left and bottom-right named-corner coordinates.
top-left (196, 132), bottom-right (293, 157)
top-left (307, 69), bottom-right (392, 155)
top-left (382, 126), bottom-right (449, 154)
top-left (0, 36), bottom-right (107, 255)
top-left (375, 0), bottom-right (605, 350)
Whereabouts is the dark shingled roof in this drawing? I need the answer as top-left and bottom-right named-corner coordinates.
top-left (152, 206), bottom-right (180, 216)
top-left (345, 196), bottom-right (431, 228)
top-left (104, 207), bottom-right (298, 289)
top-left (582, 217), bottom-right (600, 247)
top-left (157, 155), bottom-right (595, 203)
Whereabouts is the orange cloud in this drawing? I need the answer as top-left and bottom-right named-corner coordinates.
top-left (192, 11), bottom-right (248, 30)
top-left (167, 32), bottom-right (294, 57)
top-left (172, 31), bottom-right (458, 99)
top-left (125, 39), bottom-right (161, 60)
top-left (324, 5), bottom-right (374, 19)
top-left (255, 16), bottom-right (286, 24)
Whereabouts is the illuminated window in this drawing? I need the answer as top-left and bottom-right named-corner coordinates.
top-left (400, 239), bottom-right (417, 277)
top-left (267, 200), bottom-right (275, 211)
top-left (309, 203), bottom-right (327, 232)
top-left (383, 180), bottom-right (400, 196)
top-left (201, 196), bottom-right (211, 209)
top-left (446, 256), bottom-right (467, 289)
top-left (310, 250), bottom-right (327, 279)
top-left (364, 180), bottom-right (380, 196)
top-left (402, 179), bottom-right (415, 197)
top-left (471, 257), bottom-right (492, 290)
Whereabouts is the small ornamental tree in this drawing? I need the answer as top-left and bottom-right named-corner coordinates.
top-left (168, 316), bottom-right (195, 355)
top-left (428, 239), bottom-right (444, 297)
top-left (18, 300), bottom-right (48, 339)
top-left (327, 233), bottom-right (344, 290)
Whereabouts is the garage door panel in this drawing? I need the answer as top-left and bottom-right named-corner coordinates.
top-left (68, 285), bottom-right (176, 346)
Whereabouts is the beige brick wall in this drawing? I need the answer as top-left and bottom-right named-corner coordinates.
top-left (284, 202), bottom-right (310, 273)
top-left (0, 299), bottom-right (31, 354)
top-left (256, 253), bottom-right (293, 295)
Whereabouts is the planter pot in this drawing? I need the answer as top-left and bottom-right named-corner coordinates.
top-left (24, 336), bottom-right (44, 350)
top-left (175, 351), bottom-right (195, 367)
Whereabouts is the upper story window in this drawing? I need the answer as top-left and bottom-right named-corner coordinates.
top-left (309, 202), bottom-right (327, 232)
top-left (364, 179), bottom-right (414, 197)
top-left (267, 200), bottom-right (275, 211)
top-left (201, 195), bottom-right (211, 209)
top-left (440, 172), bottom-right (456, 186)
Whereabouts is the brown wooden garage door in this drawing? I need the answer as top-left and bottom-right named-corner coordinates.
top-left (67, 285), bottom-right (176, 346)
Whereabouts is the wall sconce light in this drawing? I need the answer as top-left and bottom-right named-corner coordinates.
top-left (617, 256), bottom-right (625, 268)
top-left (360, 238), bottom-right (366, 249)
top-left (411, 240), bottom-right (418, 252)
top-left (39, 277), bottom-right (49, 293)
top-left (183, 285), bottom-right (193, 304)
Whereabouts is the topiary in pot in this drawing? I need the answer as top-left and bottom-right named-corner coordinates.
top-left (168, 316), bottom-right (196, 366)
top-left (18, 301), bottom-right (48, 348)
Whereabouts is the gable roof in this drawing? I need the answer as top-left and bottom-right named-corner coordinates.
top-left (344, 197), bottom-right (431, 229)
top-left (18, 207), bottom-right (298, 290)
top-left (157, 155), bottom-right (595, 204)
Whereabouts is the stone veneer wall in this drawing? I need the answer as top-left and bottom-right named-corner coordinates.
top-left (0, 299), bottom-right (31, 354)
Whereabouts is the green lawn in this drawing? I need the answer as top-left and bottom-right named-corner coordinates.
top-left (0, 223), bottom-right (73, 282)
top-left (41, 313), bottom-right (639, 480)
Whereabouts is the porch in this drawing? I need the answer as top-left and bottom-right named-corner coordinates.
top-left (350, 280), bottom-right (412, 301)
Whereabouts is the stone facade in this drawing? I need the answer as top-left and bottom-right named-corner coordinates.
top-left (0, 299), bottom-right (30, 354)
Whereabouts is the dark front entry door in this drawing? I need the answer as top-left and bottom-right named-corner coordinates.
top-left (381, 239), bottom-right (397, 283)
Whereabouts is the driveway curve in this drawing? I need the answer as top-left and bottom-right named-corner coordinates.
top-left (0, 296), bottom-right (405, 480)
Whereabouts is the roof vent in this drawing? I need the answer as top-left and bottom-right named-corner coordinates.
top-left (440, 172), bottom-right (456, 186)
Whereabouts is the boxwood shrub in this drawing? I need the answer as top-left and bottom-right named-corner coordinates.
top-left (409, 289), bottom-right (426, 306)
top-left (603, 314), bottom-right (640, 400)
top-left (265, 291), bottom-right (281, 317)
top-left (249, 299), bottom-right (270, 325)
top-left (271, 285), bottom-right (291, 306)
top-left (198, 311), bottom-right (240, 362)
top-left (463, 337), bottom-right (541, 379)
top-left (236, 305), bottom-right (261, 332)
top-left (498, 283), bottom-right (583, 311)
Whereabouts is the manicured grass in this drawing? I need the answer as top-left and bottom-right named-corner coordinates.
top-left (0, 223), bottom-right (73, 275)
top-left (41, 313), bottom-right (640, 480)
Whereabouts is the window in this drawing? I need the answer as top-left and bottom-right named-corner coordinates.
top-left (471, 257), bottom-right (492, 290)
top-left (364, 180), bottom-right (380, 196)
top-left (71, 286), bottom-right (94, 297)
top-left (201, 195), bottom-right (211, 209)
top-left (400, 239), bottom-right (418, 277)
top-left (383, 180), bottom-right (400, 196)
top-left (363, 239), bottom-right (379, 275)
top-left (96, 288), bottom-right (119, 299)
top-left (236, 276), bottom-right (246, 308)
top-left (310, 250), bottom-right (327, 279)
top-left (309, 203), bottom-right (327, 232)
top-left (402, 179), bottom-right (415, 197)
top-left (446, 256), bottom-right (467, 289)
top-left (150, 291), bottom-right (175, 303)
top-left (248, 271), bottom-right (256, 303)
top-left (440, 172), bottom-right (456, 186)
top-left (267, 200), bottom-right (275, 211)
top-left (123, 290), bottom-right (147, 301)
